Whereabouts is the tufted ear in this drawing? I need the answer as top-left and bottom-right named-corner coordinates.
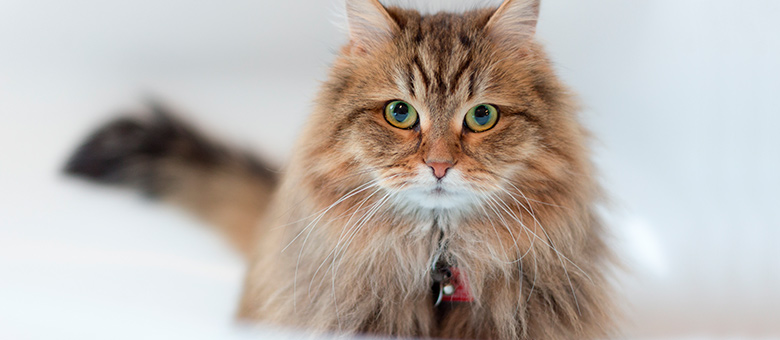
top-left (345, 0), bottom-right (398, 51)
top-left (485, 0), bottom-right (540, 43)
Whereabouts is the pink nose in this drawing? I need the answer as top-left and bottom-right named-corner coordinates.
top-left (427, 161), bottom-right (453, 179)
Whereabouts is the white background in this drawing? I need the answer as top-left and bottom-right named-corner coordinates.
top-left (1, 0), bottom-right (778, 339)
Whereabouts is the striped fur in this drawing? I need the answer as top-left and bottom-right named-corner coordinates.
top-left (240, 1), bottom-right (616, 339)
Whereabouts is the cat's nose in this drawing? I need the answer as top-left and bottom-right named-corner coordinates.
top-left (426, 161), bottom-right (453, 180)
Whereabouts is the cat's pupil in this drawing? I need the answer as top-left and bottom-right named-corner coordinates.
top-left (393, 102), bottom-right (409, 122)
top-left (474, 105), bottom-right (490, 125)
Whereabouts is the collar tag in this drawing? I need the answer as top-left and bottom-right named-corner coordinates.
top-left (440, 267), bottom-right (474, 303)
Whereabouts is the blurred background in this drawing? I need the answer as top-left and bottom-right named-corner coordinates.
top-left (1, 0), bottom-right (778, 339)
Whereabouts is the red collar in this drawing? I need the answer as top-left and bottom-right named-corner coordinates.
top-left (433, 266), bottom-right (474, 305)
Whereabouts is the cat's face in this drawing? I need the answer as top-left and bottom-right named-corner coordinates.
top-left (308, 0), bottom-right (581, 216)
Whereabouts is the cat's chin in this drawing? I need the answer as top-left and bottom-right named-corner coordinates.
top-left (394, 186), bottom-right (478, 211)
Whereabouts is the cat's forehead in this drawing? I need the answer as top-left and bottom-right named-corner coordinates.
top-left (391, 8), bottom-right (493, 47)
top-left (335, 3), bottom-right (543, 130)
top-left (383, 9), bottom-right (501, 120)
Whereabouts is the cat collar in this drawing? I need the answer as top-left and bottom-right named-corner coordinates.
top-left (431, 264), bottom-right (474, 306)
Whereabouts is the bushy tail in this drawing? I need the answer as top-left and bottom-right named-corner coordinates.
top-left (64, 104), bottom-right (277, 257)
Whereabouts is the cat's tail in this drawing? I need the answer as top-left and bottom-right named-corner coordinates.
top-left (64, 103), bottom-right (277, 257)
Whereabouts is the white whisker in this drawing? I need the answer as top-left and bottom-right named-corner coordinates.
top-left (289, 174), bottom-right (403, 312)
top-left (501, 184), bottom-right (585, 315)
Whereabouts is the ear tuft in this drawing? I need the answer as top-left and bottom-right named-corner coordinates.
top-left (346, 0), bottom-right (398, 52)
top-left (485, 0), bottom-right (540, 43)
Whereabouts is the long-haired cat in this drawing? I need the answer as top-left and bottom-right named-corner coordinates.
top-left (65, 0), bottom-right (616, 338)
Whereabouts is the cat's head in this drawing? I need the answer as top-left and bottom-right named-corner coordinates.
top-left (302, 0), bottom-right (588, 217)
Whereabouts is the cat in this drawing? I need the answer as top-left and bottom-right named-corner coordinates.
top-left (65, 0), bottom-right (616, 339)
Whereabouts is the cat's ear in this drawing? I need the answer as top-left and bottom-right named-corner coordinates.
top-left (485, 0), bottom-right (540, 43)
top-left (345, 0), bottom-right (398, 52)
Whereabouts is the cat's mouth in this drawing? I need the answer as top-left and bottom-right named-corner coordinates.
top-left (388, 167), bottom-right (478, 210)
top-left (428, 183), bottom-right (458, 197)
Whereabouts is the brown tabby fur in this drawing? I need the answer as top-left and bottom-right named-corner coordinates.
top-left (66, 0), bottom-right (615, 339)
top-left (238, 1), bottom-right (614, 339)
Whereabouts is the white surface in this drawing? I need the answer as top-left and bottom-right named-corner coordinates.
top-left (1, 0), bottom-right (779, 339)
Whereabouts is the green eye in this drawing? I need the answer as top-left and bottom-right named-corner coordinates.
top-left (384, 100), bottom-right (418, 129)
top-left (465, 104), bottom-right (499, 132)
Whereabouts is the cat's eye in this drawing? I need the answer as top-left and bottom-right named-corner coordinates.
top-left (384, 100), bottom-right (418, 129)
top-left (464, 104), bottom-right (499, 132)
